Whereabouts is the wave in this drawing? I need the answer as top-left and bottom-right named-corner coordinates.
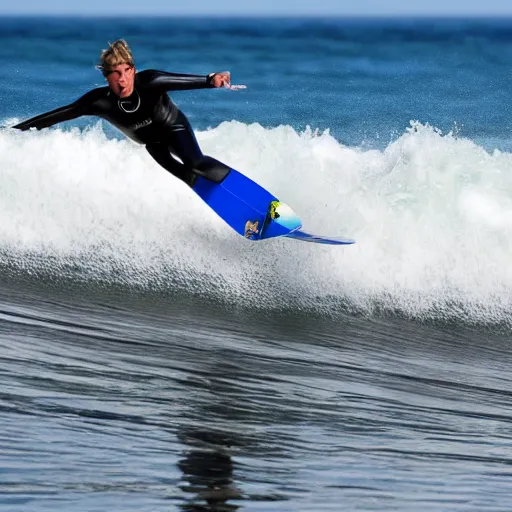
top-left (1, 120), bottom-right (512, 326)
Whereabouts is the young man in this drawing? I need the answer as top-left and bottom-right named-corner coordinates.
top-left (14, 39), bottom-right (234, 186)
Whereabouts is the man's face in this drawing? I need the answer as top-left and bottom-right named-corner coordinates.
top-left (106, 64), bottom-right (135, 98)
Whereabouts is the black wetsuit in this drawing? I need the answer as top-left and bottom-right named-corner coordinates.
top-left (13, 69), bottom-right (231, 185)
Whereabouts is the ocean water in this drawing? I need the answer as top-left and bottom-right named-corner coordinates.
top-left (1, 16), bottom-right (512, 511)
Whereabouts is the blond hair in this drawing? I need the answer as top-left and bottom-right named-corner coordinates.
top-left (97, 39), bottom-right (134, 76)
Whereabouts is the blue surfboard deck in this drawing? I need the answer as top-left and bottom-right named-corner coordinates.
top-left (192, 169), bottom-right (301, 240)
top-left (192, 168), bottom-right (354, 246)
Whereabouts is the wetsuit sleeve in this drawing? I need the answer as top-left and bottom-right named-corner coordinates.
top-left (13, 89), bottom-right (101, 131)
top-left (140, 69), bottom-right (215, 91)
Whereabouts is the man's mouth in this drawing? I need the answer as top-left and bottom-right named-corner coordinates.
top-left (119, 86), bottom-right (130, 97)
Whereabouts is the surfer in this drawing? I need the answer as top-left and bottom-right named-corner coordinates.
top-left (13, 39), bottom-right (235, 186)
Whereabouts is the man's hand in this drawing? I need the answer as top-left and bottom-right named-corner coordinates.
top-left (208, 71), bottom-right (231, 87)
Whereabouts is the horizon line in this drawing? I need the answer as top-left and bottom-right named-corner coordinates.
top-left (2, 12), bottom-right (512, 18)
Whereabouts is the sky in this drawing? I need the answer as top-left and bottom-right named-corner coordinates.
top-left (2, 0), bottom-right (512, 16)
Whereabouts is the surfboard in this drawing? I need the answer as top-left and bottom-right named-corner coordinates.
top-left (192, 169), bottom-right (355, 246)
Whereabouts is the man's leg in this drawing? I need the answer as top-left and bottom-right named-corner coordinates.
top-left (168, 112), bottom-right (231, 183)
top-left (145, 143), bottom-right (196, 186)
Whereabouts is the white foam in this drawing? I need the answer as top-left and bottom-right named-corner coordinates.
top-left (1, 120), bottom-right (512, 323)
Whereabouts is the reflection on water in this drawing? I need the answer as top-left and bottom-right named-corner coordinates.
top-left (178, 429), bottom-right (241, 512)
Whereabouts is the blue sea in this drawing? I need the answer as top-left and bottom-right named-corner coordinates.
top-left (1, 15), bottom-right (512, 511)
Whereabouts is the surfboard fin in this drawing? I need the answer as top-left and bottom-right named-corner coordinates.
top-left (284, 229), bottom-right (355, 245)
